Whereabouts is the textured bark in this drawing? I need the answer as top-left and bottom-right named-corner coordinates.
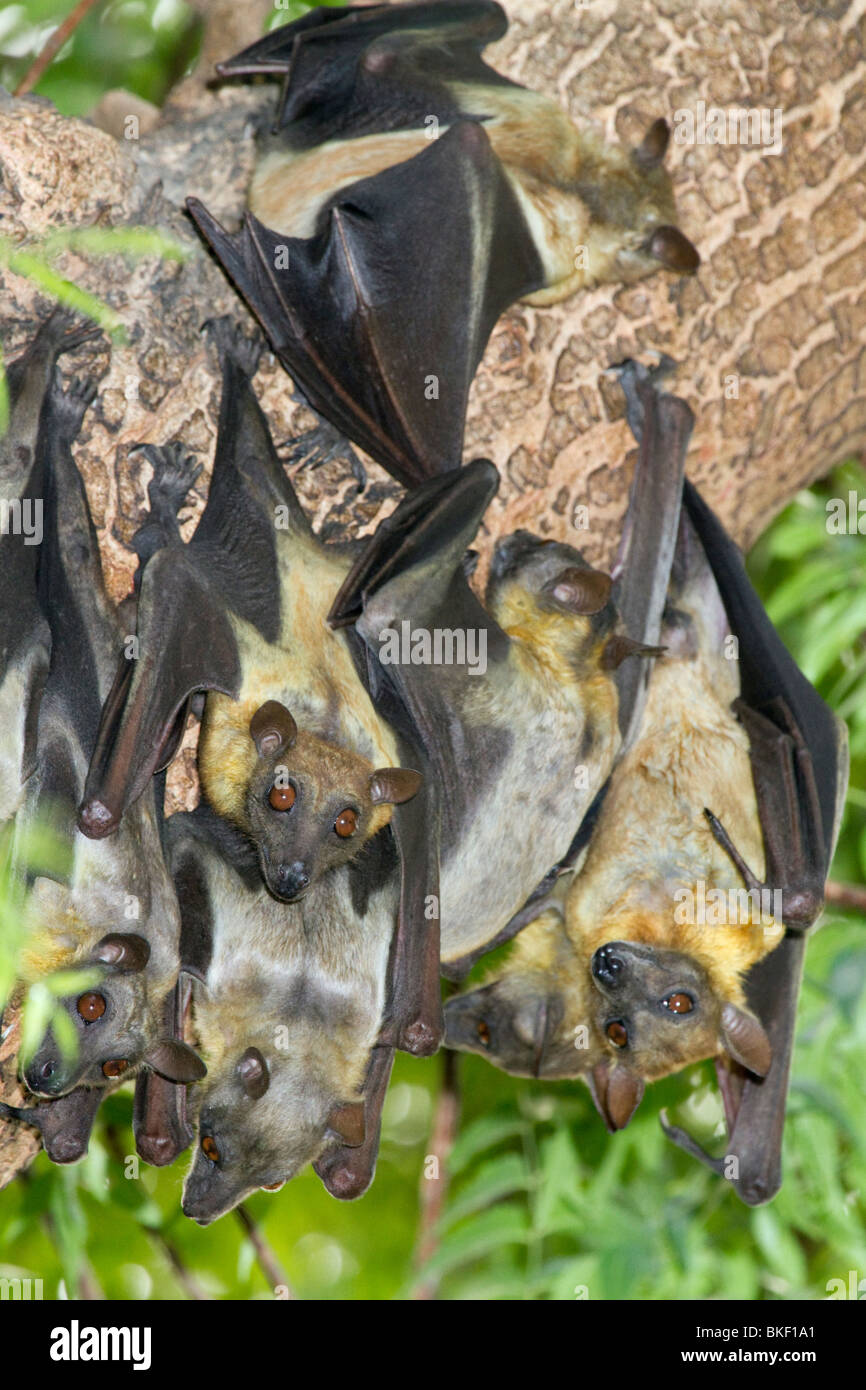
top-left (1, 0), bottom-right (863, 1185)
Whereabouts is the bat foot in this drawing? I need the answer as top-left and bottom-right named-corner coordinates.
top-left (282, 421), bottom-right (366, 492)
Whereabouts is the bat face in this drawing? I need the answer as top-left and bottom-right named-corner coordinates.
top-left (239, 702), bottom-right (420, 902)
top-left (590, 939), bottom-right (772, 1081)
top-left (182, 1031), bottom-right (365, 1224)
top-left (443, 977), bottom-right (574, 1079)
top-left (486, 530), bottom-right (613, 619)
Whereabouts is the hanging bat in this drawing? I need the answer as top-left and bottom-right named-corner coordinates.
top-left (443, 501), bottom-right (780, 1114)
top-left (0, 309), bottom-right (97, 826)
top-left (165, 804), bottom-right (400, 1223)
top-left (76, 319), bottom-right (436, 1054)
top-left (186, 0), bottom-right (698, 487)
top-left (4, 366), bottom-right (203, 1109)
top-left (331, 358), bottom-right (693, 978)
top-left (445, 458), bottom-right (847, 1202)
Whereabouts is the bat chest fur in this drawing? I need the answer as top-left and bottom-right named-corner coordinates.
top-left (568, 662), bottom-right (780, 1000)
top-left (439, 649), bottom-right (618, 962)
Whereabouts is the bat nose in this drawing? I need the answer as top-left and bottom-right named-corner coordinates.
top-left (592, 944), bottom-right (626, 988)
top-left (273, 861), bottom-right (310, 900)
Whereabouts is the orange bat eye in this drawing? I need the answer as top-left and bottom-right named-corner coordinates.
top-left (335, 809), bottom-right (357, 838)
top-left (77, 992), bottom-right (106, 1022)
top-left (476, 1021), bottom-right (491, 1047)
top-left (269, 784), bottom-right (295, 812)
top-left (262, 1180), bottom-right (285, 1192)
top-left (201, 1136), bottom-right (220, 1163)
top-left (606, 1021), bottom-right (628, 1048)
top-left (102, 1058), bottom-right (128, 1078)
top-left (664, 992), bottom-right (694, 1014)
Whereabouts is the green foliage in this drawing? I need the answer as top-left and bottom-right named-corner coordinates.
top-left (0, 0), bottom-right (201, 116)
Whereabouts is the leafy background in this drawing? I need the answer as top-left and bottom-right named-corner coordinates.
top-left (0, 0), bottom-right (864, 1301)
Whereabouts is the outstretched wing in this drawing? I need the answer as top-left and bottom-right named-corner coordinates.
top-left (187, 118), bottom-right (543, 487)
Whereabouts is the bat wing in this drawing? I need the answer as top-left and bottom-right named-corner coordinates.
top-left (133, 976), bottom-right (196, 1167)
top-left (662, 480), bottom-right (849, 1204)
top-left (611, 360), bottom-right (694, 747)
top-left (78, 322), bottom-right (295, 839)
top-left (1, 314), bottom-right (99, 812)
top-left (0, 1086), bottom-right (106, 1165)
top-left (313, 1044), bottom-right (395, 1201)
top-left (187, 118), bottom-right (542, 487)
top-left (217, 2), bottom-right (512, 138)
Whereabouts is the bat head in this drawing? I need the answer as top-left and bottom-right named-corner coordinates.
top-left (487, 531), bottom-right (616, 637)
top-left (181, 1023), bottom-right (368, 1225)
top-left (574, 118), bottom-right (700, 285)
top-left (242, 700), bottom-right (421, 902)
top-left (22, 927), bottom-right (204, 1098)
top-left (589, 939), bottom-right (772, 1093)
top-left (444, 910), bottom-right (602, 1080)
top-left (444, 977), bottom-right (582, 1078)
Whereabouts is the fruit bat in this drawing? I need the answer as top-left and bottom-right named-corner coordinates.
top-left (0, 310), bottom-right (97, 827)
top-left (186, 0), bottom-right (698, 487)
top-left (76, 319), bottom-right (437, 1054)
top-left (445, 448), bottom-right (847, 1203)
top-left (1, 356), bottom-right (203, 1120)
top-left (330, 358), bottom-right (693, 980)
top-left (164, 804), bottom-right (400, 1223)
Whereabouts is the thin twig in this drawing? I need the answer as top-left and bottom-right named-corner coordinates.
top-left (235, 1204), bottom-right (294, 1298)
top-left (157, 1236), bottom-right (211, 1301)
top-left (412, 1048), bottom-right (460, 1301)
top-left (825, 879), bottom-right (866, 913)
top-left (14, 0), bottom-right (104, 98)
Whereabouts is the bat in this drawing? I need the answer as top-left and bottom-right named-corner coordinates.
top-left (187, 0), bottom-right (698, 487)
top-left (445, 438), bottom-right (847, 1204)
top-left (164, 804), bottom-right (400, 1223)
top-left (76, 319), bottom-right (435, 1055)
top-left (4, 362), bottom-right (203, 1111)
top-left (332, 358), bottom-right (693, 982)
top-left (0, 309), bottom-right (98, 827)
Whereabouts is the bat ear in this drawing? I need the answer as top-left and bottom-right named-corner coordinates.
top-left (632, 116), bottom-right (670, 169)
top-left (90, 933), bottom-right (151, 974)
top-left (601, 635), bottom-right (666, 670)
top-left (369, 767), bottom-right (423, 806)
top-left (145, 1039), bottom-right (207, 1084)
top-left (720, 1003), bottom-right (772, 1077)
top-left (544, 566), bottom-right (612, 615)
top-left (588, 1061), bottom-right (645, 1131)
top-left (647, 225), bottom-right (700, 275)
top-left (250, 701), bottom-right (297, 757)
top-left (236, 1046), bottom-right (270, 1099)
top-left (326, 1101), bottom-right (366, 1148)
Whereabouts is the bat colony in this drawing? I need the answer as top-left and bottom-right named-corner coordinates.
top-left (0, 2), bottom-right (848, 1224)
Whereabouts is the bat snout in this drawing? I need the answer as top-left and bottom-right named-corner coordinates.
top-left (24, 1048), bottom-right (73, 1098)
top-left (269, 861), bottom-right (311, 902)
top-left (591, 943), bottom-right (627, 989)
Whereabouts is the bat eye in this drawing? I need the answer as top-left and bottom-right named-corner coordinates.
top-left (102, 1058), bottom-right (128, 1078)
top-left (77, 992), bottom-right (106, 1022)
top-left (262, 1180), bottom-right (285, 1192)
top-left (201, 1136), bottom-right (220, 1163)
top-left (335, 808), bottom-right (358, 838)
top-left (606, 1020), bottom-right (628, 1048)
top-left (663, 992), bottom-right (694, 1014)
top-left (269, 784), bottom-right (296, 812)
top-left (476, 1020), bottom-right (491, 1047)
